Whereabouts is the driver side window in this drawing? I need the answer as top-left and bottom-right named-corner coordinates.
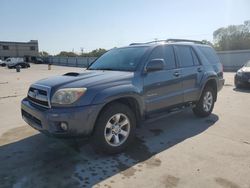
top-left (148, 46), bottom-right (176, 70)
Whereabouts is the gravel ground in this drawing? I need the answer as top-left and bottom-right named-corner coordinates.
top-left (0, 64), bottom-right (250, 188)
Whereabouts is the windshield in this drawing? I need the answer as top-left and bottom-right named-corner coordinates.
top-left (245, 61), bottom-right (250, 67)
top-left (88, 47), bottom-right (147, 71)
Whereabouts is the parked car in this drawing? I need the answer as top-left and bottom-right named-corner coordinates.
top-left (31, 57), bottom-right (44, 64)
top-left (234, 60), bottom-right (250, 88)
top-left (6, 58), bottom-right (30, 69)
top-left (0, 59), bottom-right (6, 67)
top-left (21, 39), bottom-right (224, 153)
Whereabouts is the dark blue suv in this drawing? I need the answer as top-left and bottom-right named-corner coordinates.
top-left (21, 39), bottom-right (224, 153)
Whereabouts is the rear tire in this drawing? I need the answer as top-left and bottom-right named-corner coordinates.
top-left (92, 102), bottom-right (136, 154)
top-left (193, 86), bottom-right (215, 117)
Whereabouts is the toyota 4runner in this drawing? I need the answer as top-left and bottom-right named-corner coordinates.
top-left (21, 39), bottom-right (224, 153)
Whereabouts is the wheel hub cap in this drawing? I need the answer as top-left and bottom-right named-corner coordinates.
top-left (203, 91), bottom-right (213, 112)
top-left (104, 113), bottom-right (131, 147)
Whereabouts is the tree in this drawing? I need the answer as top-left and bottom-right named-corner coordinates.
top-left (81, 48), bottom-right (107, 57)
top-left (39, 51), bottom-right (49, 57)
top-left (56, 51), bottom-right (78, 57)
top-left (201, 40), bottom-right (214, 47)
top-left (213, 20), bottom-right (250, 51)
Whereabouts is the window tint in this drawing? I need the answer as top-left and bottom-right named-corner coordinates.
top-left (89, 47), bottom-right (147, 71)
top-left (164, 46), bottom-right (176, 69)
top-left (199, 46), bottom-right (219, 64)
top-left (176, 46), bottom-right (194, 67)
top-left (149, 46), bottom-right (176, 70)
top-left (191, 49), bottom-right (200, 66)
top-left (149, 46), bottom-right (165, 60)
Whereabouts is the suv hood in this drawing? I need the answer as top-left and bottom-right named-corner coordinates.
top-left (242, 67), bottom-right (250, 72)
top-left (34, 70), bottom-right (134, 89)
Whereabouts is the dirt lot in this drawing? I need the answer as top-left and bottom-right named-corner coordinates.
top-left (0, 64), bottom-right (250, 188)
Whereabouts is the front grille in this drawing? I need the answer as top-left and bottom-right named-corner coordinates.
top-left (28, 95), bottom-right (49, 106)
top-left (243, 72), bottom-right (250, 78)
top-left (27, 86), bottom-right (50, 108)
top-left (22, 110), bottom-right (42, 127)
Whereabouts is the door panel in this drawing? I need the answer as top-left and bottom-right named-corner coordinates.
top-left (143, 69), bottom-right (183, 113)
top-left (143, 45), bottom-right (183, 113)
top-left (180, 66), bottom-right (203, 102)
top-left (174, 46), bottom-right (203, 102)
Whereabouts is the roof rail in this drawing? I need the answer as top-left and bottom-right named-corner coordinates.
top-left (165, 39), bottom-right (204, 44)
top-left (130, 40), bottom-right (167, 46)
top-left (129, 43), bottom-right (145, 46)
top-left (129, 39), bottom-right (205, 46)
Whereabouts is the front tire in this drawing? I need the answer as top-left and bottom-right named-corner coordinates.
top-left (193, 86), bottom-right (215, 117)
top-left (92, 103), bottom-right (136, 154)
top-left (234, 78), bottom-right (243, 89)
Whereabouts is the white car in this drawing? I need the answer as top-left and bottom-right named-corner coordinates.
top-left (5, 58), bottom-right (30, 69)
top-left (0, 59), bottom-right (6, 67)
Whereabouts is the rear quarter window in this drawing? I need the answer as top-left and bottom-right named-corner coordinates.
top-left (199, 46), bottom-right (220, 64)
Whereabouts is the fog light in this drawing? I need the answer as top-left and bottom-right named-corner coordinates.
top-left (60, 122), bottom-right (68, 131)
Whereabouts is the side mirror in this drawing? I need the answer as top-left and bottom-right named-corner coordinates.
top-left (146, 59), bottom-right (165, 72)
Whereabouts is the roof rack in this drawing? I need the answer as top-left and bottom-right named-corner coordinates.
top-left (129, 43), bottom-right (145, 46)
top-left (166, 39), bottom-right (204, 44)
top-left (129, 38), bottom-right (204, 46)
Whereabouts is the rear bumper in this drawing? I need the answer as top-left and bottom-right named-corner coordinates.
top-left (21, 98), bottom-right (103, 138)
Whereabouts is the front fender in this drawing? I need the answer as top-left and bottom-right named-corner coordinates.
top-left (91, 84), bottom-right (145, 115)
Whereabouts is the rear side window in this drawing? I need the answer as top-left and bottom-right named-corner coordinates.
top-left (175, 46), bottom-right (194, 67)
top-left (191, 49), bottom-right (200, 66)
top-left (199, 46), bottom-right (220, 64)
top-left (164, 46), bottom-right (176, 69)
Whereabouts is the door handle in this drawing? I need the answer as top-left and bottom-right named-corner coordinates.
top-left (197, 67), bottom-right (202, 72)
top-left (174, 71), bottom-right (180, 77)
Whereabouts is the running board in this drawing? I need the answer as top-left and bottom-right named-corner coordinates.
top-left (144, 102), bottom-right (195, 123)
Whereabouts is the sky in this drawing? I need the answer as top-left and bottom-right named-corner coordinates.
top-left (0, 0), bottom-right (250, 55)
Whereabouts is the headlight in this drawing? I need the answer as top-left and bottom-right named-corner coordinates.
top-left (51, 88), bottom-right (87, 105)
top-left (236, 70), bottom-right (243, 76)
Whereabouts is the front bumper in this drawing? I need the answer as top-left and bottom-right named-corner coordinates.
top-left (235, 74), bottom-right (250, 87)
top-left (21, 98), bottom-right (103, 137)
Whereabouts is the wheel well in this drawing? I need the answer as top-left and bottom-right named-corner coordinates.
top-left (204, 79), bottom-right (217, 101)
top-left (94, 97), bottom-right (141, 129)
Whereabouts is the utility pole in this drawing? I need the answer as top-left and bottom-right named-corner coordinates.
top-left (80, 47), bottom-right (84, 56)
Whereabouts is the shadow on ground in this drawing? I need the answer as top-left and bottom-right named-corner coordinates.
top-left (0, 110), bottom-right (218, 188)
top-left (233, 87), bottom-right (250, 93)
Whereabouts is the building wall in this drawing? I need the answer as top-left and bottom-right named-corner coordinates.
top-left (217, 50), bottom-right (250, 71)
top-left (0, 40), bottom-right (39, 60)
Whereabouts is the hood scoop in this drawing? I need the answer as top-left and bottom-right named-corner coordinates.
top-left (63, 72), bottom-right (80, 77)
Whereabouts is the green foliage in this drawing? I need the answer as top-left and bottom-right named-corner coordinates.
top-left (201, 40), bottom-right (214, 47)
top-left (213, 20), bottom-right (250, 51)
top-left (56, 51), bottom-right (78, 57)
top-left (56, 48), bottom-right (107, 57)
top-left (81, 48), bottom-right (107, 57)
top-left (39, 51), bottom-right (49, 57)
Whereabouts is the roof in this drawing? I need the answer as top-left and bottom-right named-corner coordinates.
top-left (0, 40), bottom-right (38, 45)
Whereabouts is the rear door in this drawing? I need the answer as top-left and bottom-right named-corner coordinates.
top-left (143, 45), bottom-right (183, 113)
top-left (174, 45), bottom-right (203, 102)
